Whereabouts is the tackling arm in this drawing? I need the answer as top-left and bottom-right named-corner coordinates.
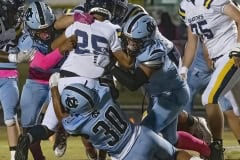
top-left (51, 86), bottom-right (69, 121)
top-left (110, 64), bottom-right (150, 91)
top-left (113, 50), bottom-right (134, 69)
top-left (54, 15), bottom-right (74, 30)
top-left (31, 36), bottom-right (76, 70)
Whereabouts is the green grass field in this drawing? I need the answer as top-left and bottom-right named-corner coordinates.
top-left (0, 127), bottom-right (240, 160)
top-left (0, 127), bottom-right (108, 160)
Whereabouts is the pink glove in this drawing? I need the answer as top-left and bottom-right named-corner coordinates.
top-left (74, 12), bottom-right (94, 24)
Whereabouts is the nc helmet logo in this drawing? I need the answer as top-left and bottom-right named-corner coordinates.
top-left (146, 21), bottom-right (155, 34)
top-left (65, 96), bottom-right (78, 109)
top-left (25, 8), bottom-right (33, 21)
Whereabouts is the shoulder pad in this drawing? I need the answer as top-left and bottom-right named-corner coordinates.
top-left (18, 33), bottom-right (33, 50)
top-left (204, 0), bottom-right (229, 9)
top-left (179, 1), bottom-right (187, 21)
top-left (178, 7), bottom-right (186, 21)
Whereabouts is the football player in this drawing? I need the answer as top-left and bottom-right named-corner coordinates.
top-left (0, 1), bottom-right (24, 159)
top-left (179, 0), bottom-right (240, 159)
top-left (14, 0), bottom-right (131, 160)
top-left (15, 1), bottom-right (75, 160)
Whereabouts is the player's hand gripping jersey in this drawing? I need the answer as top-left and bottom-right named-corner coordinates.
top-left (179, 0), bottom-right (237, 59)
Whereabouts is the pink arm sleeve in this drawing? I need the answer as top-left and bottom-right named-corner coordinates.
top-left (30, 48), bottom-right (64, 70)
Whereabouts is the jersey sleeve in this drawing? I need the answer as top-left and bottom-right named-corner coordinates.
top-left (208, 0), bottom-right (231, 13)
top-left (65, 23), bottom-right (75, 38)
top-left (141, 46), bottom-right (166, 69)
top-left (109, 25), bottom-right (122, 53)
top-left (17, 33), bottom-right (34, 51)
top-left (178, 1), bottom-right (187, 24)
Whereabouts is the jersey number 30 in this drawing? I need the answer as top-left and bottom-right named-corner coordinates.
top-left (93, 106), bottom-right (128, 146)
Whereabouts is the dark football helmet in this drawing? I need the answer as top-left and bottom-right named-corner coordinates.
top-left (0, 0), bottom-right (24, 31)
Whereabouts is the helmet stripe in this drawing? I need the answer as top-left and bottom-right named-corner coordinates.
top-left (127, 13), bottom-right (147, 34)
top-left (35, 2), bottom-right (45, 25)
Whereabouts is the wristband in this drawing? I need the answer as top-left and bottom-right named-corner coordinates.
top-left (8, 54), bottom-right (17, 62)
top-left (179, 66), bottom-right (188, 75)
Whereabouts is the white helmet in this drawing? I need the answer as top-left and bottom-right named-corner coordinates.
top-left (25, 1), bottom-right (55, 30)
top-left (61, 83), bottom-right (96, 115)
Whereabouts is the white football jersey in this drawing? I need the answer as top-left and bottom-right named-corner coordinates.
top-left (179, 0), bottom-right (237, 59)
top-left (61, 20), bottom-right (122, 78)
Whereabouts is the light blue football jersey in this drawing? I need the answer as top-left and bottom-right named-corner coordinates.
top-left (62, 90), bottom-right (135, 155)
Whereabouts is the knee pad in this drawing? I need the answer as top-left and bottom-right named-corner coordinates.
top-left (5, 118), bottom-right (16, 127)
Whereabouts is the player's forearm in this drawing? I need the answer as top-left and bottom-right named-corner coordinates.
top-left (114, 50), bottom-right (134, 69)
top-left (0, 50), bottom-right (10, 62)
top-left (51, 33), bottom-right (67, 50)
top-left (54, 15), bottom-right (74, 30)
top-left (51, 86), bottom-right (68, 121)
top-left (183, 42), bottom-right (197, 68)
top-left (182, 28), bottom-right (198, 68)
top-left (30, 48), bottom-right (63, 70)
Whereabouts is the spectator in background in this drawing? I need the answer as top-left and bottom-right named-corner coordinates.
top-left (0, 1), bottom-right (24, 160)
top-left (158, 12), bottom-right (177, 41)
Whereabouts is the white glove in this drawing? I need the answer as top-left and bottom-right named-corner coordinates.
top-left (49, 72), bottom-right (60, 88)
top-left (8, 49), bottom-right (36, 63)
top-left (94, 54), bottom-right (110, 68)
top-left (229, 43), bottom-right (240, 58)
top-left (179, 66), bottom-right (188, 80)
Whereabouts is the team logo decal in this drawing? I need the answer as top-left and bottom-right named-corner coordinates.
top-left (65, 96), bottom-right (78, 109)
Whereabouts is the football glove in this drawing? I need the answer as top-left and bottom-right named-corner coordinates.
top-left (49, 72), bottom-right (60, 88)
top-left (179, 66), bottom-right (188, 80)
top-left (8, 49), bottom-right (36, 63)
top-left (229, 43), bottom-right (240, 58)
top-left (94, 54), bottom-right (110, 68)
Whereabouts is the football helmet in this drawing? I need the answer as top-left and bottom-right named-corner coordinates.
top-left (118, 3), bottom-right (148, 26)
top-left (61, 83), bottom-right (96, 115)
top-left (111, 0), bottom-right (128, 24)
top-left (84, 0), bottom-right (114, 20)
top-left (0, 0), bottom-right (24, 31)
top-left (24, 1), bottom-right (55, 43)
top-left (122, 13), bottom-right (157, 56)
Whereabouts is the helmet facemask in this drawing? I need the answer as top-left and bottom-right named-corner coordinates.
top-left (29, 25), bottom-right (55, 44)
top-left (84, 0), bottom-right (115, 20)
top-left (122, 13), bottom-right (157, 56)
top-left (124, 36), bottom-right (144, 57)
